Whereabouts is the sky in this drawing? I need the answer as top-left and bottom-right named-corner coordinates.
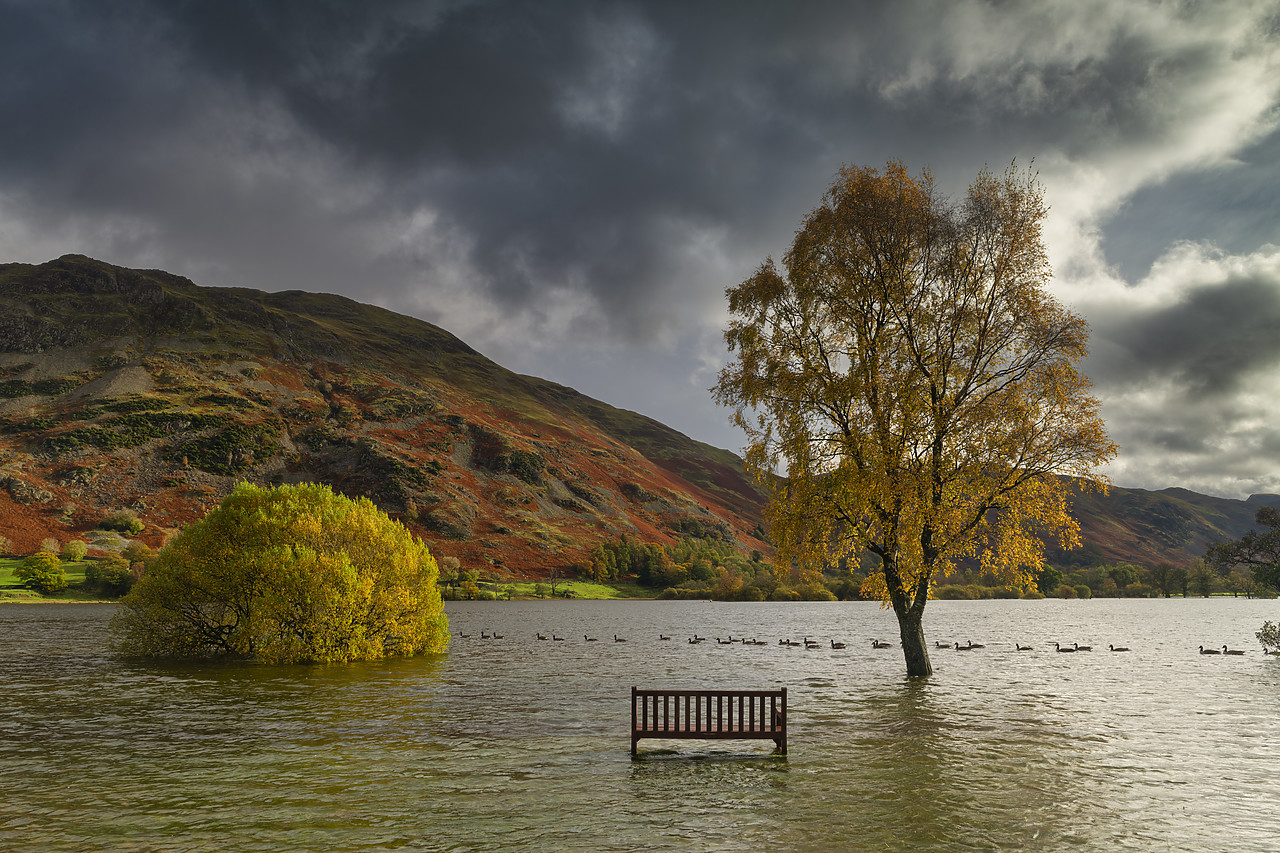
top-left (1, 0), bottom-right (1278, 499)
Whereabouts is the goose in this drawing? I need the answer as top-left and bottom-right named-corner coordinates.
top-left (1223, 645), bottom-right (1246, 655)
top-left (1109, 644), bottom-right (1130, 652)
top-left (935, 641), bottom-right (951, 649)
top-left (492, 632), bottom-right (503, 639)
top-left (614, 634), bottom-right (627, 642)
top-left (1199, 645), bottom-right (1221, 654)
top-left (456, 631), bottom-right (471, 639)
top-left (552, 635), bottom-right (564, 641)
top-left (1016, 644), bottom-right (1033, 651)
top-left (716, 637), bottom-right (733, 645)
top-left (966, 640), bottom-right (985, 649)
top-left (1073, 642), bottom-right (1091, 652)
top-left (584, 635), bottom-right (598, 642)
top-left (872, 640), bottom-right (892, 649)
top-left (536, 633), bottom-right (549, 640)
top-left (1054, 642), bottom-right (1076, 653)
top-left (954, 642), bottom-right (973, 651)
top-left (480, 631), bottom-right (491, 639)
top-left (658, 634), bottom-right (671, 640)
top-left (689, 636), bottom-right (704, 644)
top-left (831, 640), bottom-right (847, 649)
top-left (804, 637), bottom-right (820, 649)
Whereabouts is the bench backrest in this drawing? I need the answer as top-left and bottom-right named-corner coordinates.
top-left (631, 687), bottom-right (786, 733)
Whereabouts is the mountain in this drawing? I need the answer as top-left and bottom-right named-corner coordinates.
top-left (0, 255), bottom-right (767, 574)
top-left (0, 255), bottom-right (1270, 576)
top-left (1051, 484), bottom-right (1270, 568)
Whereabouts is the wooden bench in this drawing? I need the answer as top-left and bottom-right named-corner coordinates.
top-left (631, 687), bottom-right (787, 755)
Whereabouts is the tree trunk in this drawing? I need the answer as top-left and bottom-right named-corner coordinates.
top-left (895, 604), bottom-right (933, 677)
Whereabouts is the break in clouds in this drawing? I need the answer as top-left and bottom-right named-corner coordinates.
top-left (0, 0), bottom-right (1278, 498)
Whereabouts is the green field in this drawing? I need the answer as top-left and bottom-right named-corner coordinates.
top-left (0, 556), bottom-right (108, 602)
top-left (505, 580), bottom-right (656, 600)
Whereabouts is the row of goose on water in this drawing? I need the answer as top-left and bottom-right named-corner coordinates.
top-left (456, 630), bottom-right (1250, 654)
top-left (458, 631), bottom-right (890, 649)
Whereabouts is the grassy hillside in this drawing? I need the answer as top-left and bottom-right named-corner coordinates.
top-left (0, 255), bottom-right (768, 578)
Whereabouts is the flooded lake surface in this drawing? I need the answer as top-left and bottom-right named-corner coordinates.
top-left (2, 598), bottom-right (1278, 851)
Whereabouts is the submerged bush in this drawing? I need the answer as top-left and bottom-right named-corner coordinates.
top-left (112, 482), bottom-right (448, 663)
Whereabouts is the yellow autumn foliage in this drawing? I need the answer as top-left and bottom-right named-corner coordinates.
top-left (715, 161), bottom-right (1116, 675)
top-left (112, 482), bottom-right (448, 662)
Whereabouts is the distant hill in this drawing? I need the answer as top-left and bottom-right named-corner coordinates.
top-left (1051, 484), bottom-right (1269, 568)
top-left (0, 255), bottom-right (1269, 575)
top-left (0, 255), bottom-right (766, 575)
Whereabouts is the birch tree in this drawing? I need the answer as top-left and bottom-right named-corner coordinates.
top-left (715, 161), bottom-right (1116, 677)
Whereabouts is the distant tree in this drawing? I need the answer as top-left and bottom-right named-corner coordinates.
top-left (61, 540), bottom-right (89, 562)
top-left (1035, 565), bottom-right (1064, 596)
top-left (112, 482), bottom-right (448, 663)
top-left (1148, 562), bottom-right (1176, 597)
top-left (533, 583), bottom-right (549, 599)
top-left (1169, 565), bottom-right (1190, 597)
top-left (17, 552), bottom-right (67, 594)
top-left (1190, 559), bottom-right (1216, 597)
top-left (1207, 507), bottom-right (1280, 593)
top-left (714, 161), bottom-right (1115, 676)
top-left (86, 554), bottom-right (134, 596)
top-left (0, 534), bottom-right (11, 556)
top-left (1105, 563), bottom-right (1141, 590)
top-left (39, 537), bottom-right (60, 555)
top-left (546, 566), bottom-right (565, 598)
top-left (120, 540), bottom-right (155, 566)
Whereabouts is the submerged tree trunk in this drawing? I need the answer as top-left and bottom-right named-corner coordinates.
top-left (890, 571), bottom-right (933, 677)
top-left (883, 555), bottom-right (934, 677)
top-left (895, 604), bottom-right (933, 677)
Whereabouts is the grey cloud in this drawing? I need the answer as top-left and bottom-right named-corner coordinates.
top-left (1, 0), bottom-right (1278, 496)
top-left (1092, 272), bottom-right (1280, 395)
top-left (1101, 128), bottom-right (1280, 281)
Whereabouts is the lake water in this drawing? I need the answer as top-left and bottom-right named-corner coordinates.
top-left (2, 598), bottom-right (1278, 851)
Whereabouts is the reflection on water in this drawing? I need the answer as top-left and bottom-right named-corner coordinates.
top-left (2, 599), bottom-right (1278, 851)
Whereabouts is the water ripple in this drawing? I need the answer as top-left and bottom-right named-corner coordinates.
top-left (2, 599), bottom-right (1279, 850)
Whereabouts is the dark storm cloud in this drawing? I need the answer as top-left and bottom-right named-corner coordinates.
top-left (1093, 273), bottom-right (1280, 395)
top-left (1, 0), bottom-right (1278, 496)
